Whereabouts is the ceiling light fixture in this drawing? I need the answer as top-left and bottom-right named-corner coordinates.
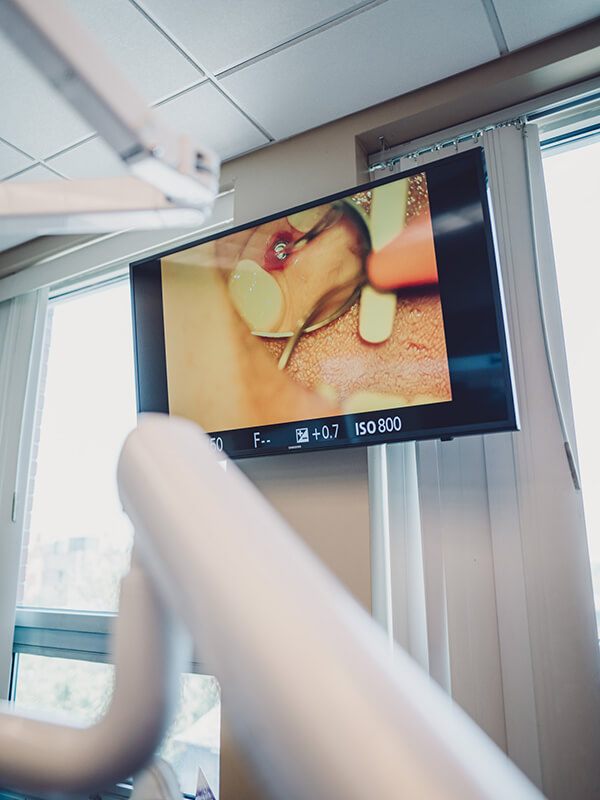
top-left (0, 0), bottom-right (220, 234)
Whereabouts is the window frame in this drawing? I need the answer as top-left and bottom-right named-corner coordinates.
top-left (11, 608), bottom-right (114, 665)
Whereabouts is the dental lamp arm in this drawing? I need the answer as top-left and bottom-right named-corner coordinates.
top-left (0, 0), bottom-right (220, 233)
top-left (0, 557), bottom-right (186, 795)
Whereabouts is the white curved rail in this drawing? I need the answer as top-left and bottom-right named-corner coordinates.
top-left (118, 415), bottom-right (544, 800)
top-left (0, 560), bottom-right (185, 794)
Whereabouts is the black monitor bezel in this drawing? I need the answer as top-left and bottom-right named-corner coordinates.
top-left (130, 147), bottom-right (518, 459)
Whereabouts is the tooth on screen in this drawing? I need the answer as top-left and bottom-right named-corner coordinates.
top-left (287, 206), bottom-right (328, 233)
top-left (370, 178), bottom-right (409, 252)
top-left (359, 285), bottom-right (396, 343)
top-left (228, 258), bottom-right (283, 332)
top-left (342, 391), bottom-right (407, 414)
top-left (315, 383), bottom-right (339, 404)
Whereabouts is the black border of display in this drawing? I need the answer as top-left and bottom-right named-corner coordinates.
top-left (130, 148), bottom-right (518, 459)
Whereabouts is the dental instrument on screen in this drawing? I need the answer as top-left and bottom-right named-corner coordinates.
top-left (0, 414), bottom-right (544, 799)
top-left (0, 0), bottom-right (220, 234)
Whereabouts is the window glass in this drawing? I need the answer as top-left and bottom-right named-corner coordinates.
top-left (19, 280), bottom-right (137, 612)
top-left (160, 673), bottom-right (221, 798)
top-left (15, 653), bottom-right (113, 725)
top-left (543, 138), bottom-right (600, 634)
top-left (13, 654), bottom-right (221, 798)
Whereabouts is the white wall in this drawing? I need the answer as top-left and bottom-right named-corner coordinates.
top-left (240, 448), bottom-right (372, 610)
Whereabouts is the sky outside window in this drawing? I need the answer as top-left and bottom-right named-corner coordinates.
top-left (543, 137), bottom-right (600, 634)
top-left (20, 280), bottom-right (137, 612)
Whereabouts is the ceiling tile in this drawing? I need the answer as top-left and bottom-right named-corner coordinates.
top-left (154, 83), bottom-right (269, 161)
top-left (137, 0), bottom-right (361, 73)
top-left (0, 1), bottom-right (202, 163)
top-left (7, 165), bottom-right (65, 182)
top-left (47, 138), bottom-right (128, 179)
top-left (220, 0), bottom-right (499, 140)
top-left (492, 0), bottom-right (600, 51)
top-left (0, 140), bottom-right (34, 180)
top-left (0, 31), bottom-right (93, 160)
top-left (64, 0), bottom-right (202, 102)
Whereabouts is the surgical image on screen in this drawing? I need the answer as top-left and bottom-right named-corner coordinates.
top-left (160, 173), bottom-right (452, 433)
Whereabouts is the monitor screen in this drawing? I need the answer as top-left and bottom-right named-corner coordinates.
top-left (130, 147), bottom-right (517, 458)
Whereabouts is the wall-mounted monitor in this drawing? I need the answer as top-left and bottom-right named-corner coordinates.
top-left (130, 148), bottom-right (517, 459)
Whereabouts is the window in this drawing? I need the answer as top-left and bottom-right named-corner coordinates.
top-left (11, 277), bottom-right (221, 798)
top-left (543, 136), bottom-right (600, 635)
top-left (14, 654), bottom-right (114, 724)
top-left (19, 280), bottom-right (136, 612)
top-left (160, 673), bottom-right (221, 797)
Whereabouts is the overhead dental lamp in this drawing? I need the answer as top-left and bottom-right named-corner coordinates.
top-left (0, 0), bottom-right (220, 234)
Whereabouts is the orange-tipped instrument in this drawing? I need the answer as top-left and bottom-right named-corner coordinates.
top-left (367, 178), bottom-right (439, 292)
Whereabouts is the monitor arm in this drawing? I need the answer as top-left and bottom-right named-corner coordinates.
top-left (0, 415), bottom-right (545, 798)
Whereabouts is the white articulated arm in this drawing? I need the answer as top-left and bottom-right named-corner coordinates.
top-left (0, 558), bottom-right (186, 795)
top-left (118, 414), bottom-right (545, 800)
top-left (0, 0), bottom-right (220, 233)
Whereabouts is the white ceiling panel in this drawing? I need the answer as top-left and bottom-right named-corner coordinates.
top-left (64, 0), bottom-right (202, 103)
top-left (0, 140), bottom-right (33, 181)
top-left (7, 165), bottom-right (65, 182)
top-left (155, 83), bottom-right (269, 161)
top-left (221, 0), bottom-right (500, 140)
top-left (137, 0), bottom-right (363, 74)
top-left (0, 32), bottom-right (93, 160)
top-left (492, 0), bottom-right (600, 51)
top-left (47, 137), bottom-right (128, 179)
top-left (0, 0), bottom-right (202, 163)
